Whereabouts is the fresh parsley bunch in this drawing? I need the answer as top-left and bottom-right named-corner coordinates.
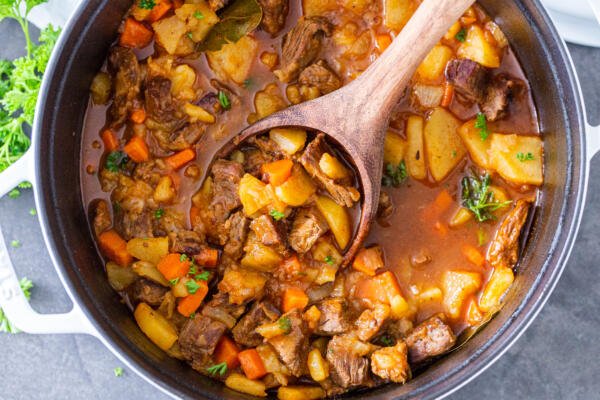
top-left (0, 0), bottom-right (61, 174)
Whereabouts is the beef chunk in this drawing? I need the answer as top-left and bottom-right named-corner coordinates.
top-left (179, 316), bottom-right (227, 371)
top-left (298, 60), bottom-right (342, 94)
top-left (258, 0), bottom-right (289, 35)
top-left (355, 303), bottom-right (390, 341)
top-left (130, 278), bottom-right (169, 306)
top-left (267, 309), bottom-right (310, 376)
top-left (445, 59), bottom-right (516, 121)
top-left (370, 341), bottom-right (411, 383)
top-left (250, 214), bottom-right (287, 249)
top-left (93, 200), bottom-right (112, 236)
top-left (201, 292), bottom-right (247, 329)
top-left (108, 46), bottom-right (140, 128)
top-left (315, 298), bottom-right (351, 336)
top-left (171, 230), bottom-right (205, 255)
top-left (486, 199), bottom-right (530, 269)
top-left (288, 207), bottom-right (327, 253)
top-left (275, 17), bottom-right (332, 83)
top-left (247, 136), bottom-right (284, 157)
top-left (115, 208), bottom-right (154, 240)
top-left (244, 149), bottom-right (276, 176)
top-left (208, 159), bottom-right (244, 225)
top-left (145, 76), bottom-right (185, 133)
top-left (404, 314), bottom-right (456, 365)
top-left (233, 301), bottom-right (281, 347)
top-left (377, 190), bottom-right (393, 220)
top-left (299, 133), bottom-right (360, 207)
top-left (221, 211), bottom-right (250, 258)
top-left (152, 123), bottom-right (206, 152)
top-left (326, 334), bottom-right (373, 388)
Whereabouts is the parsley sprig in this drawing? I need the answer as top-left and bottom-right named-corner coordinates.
top-left (461, 171), bottom-right (511, 222)
top-left (382, 160), bottom-right (408, 187)
top-left (278, 316), bottom-right (291, 335)
top-left (475, 113), bottom-right (490, 141)
top-left (206, 362), bottom-right (228, 376)
top-left (269, 209), bottom-right (285, 221)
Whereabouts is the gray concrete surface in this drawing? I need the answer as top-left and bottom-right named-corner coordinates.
top-left (1, 17), bottom-right (599, 400)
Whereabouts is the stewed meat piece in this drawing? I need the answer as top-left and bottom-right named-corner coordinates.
top-left (130, 278), bottom-right (169, 306)
top-left (288, 207), bottom-right (328, 253)
top-left (486, 199), bottom-right (531, 269)
top-left (145, 76), bottom-right (185, 133)
top-left (315, 298), bottom-right (352, 336)
top-left (93, 200), bottom-right (112, 236)
top-left (179, 315), bottom-right (227, 371)
top-left (208, 159), bottom-right (244, 225)
top-left (267, 309), bottom-right (310, 376)
top-left (326, 334), bottom-right (373, 388)
top-left (201, 292), bottom-right (247, 329)
top-left (299, 60), bottom-right (342, 94)
top-left (404, 314), bottom-right (456, 365)
top-left (232, 301), bottom-right (281, 347)
top-left (258, 0), bottom-right (289, 35)
top-left (354, 303), bottom-right (390, 341)
top-left (250, 214), bottom-right (288, 253)
top-left (171, 230), bottom-right (205, 255)
top-left (370, 341), bottom-right (411, 383)
top-left (107, 46), bottom-right (140, 128)
top-left (221, 211), bottom-right (250, 259)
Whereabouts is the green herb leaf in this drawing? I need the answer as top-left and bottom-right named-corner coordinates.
top-left (455, 28), bottom-right (467, 42)
top-left (138, 0), bottom-right (156, 10)
top-left (113, 367), bottom-right (124, 377)
top-left (0, 277), bottom-right (33, 333)
top-left (324, 255), bottom-right (334, 265)
top-left (10, 239), bottom-right (20, 248)
top-left (195, 271), bottom-right (210, 281)
top-left (382, 160), bottom-right (408, 187)
top-left (474, 113), bottom-right (490, 141)
top-left (217, 90), bottom-right (231, 110)
top-left (188, 264), bottom-right (198, 276)
top-left (193, 10), bottom-right (204, 19)
top-left (516, 152), bottom-right (534, 162)
top-left (377, 335), bottom-right (395, 347)
top-left (278, 316), bottom-right (291, 334)
top-left (206, 362), bottom-right (228, 376)
top-left (189, 312), bottom-right (196, 319)
top-left (185, 279), bottom-right (201, 294)
top-left (186, 31), bottom-right (193, 39)
top-left (169, 278), bottom-right (180, 286)
top-left (269, 209), bottom-right (285, 221)
top-left (180, 253), bottom-right (189, 262)
top-left (29, 207), bottom-right (36, 216)
top-left (8, 188), bottom-right (20, 198)
top-left (461, 171), bottom-right (512, 222)
top-left (105, 151), bottom-right (128, 172)
top-left (197, 0), bottom-right (262, 52)
top-left (154, 208), bottom-right (164, 219)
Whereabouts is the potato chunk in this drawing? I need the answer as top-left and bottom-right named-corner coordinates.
top-left (315, 196), bottom-right (351, 249)
top-left (458, 119), bottom-right (492, 169)
top-left (384, 131), bottom-right (407, 166)
top-left (278, 386), bottom-right (325, 400)
top-left (303, 0), bottom-right (337, 16)
top-left (174, 3), bottom-right (219, 43)
top-left (442, 270), bottom-right (482, 318)
top-left (489, 134), bottom-right (543, 186)
top-left (275, 165), bottom-right (317, 206)
top-left (134, 302), bottom-right (178, 351)
top-left (239, 174), bottom-right (271, 215)
top-left (406, 115), bottom-right (426, 179)
top-left (225, 373), bottom-right (267, 397)
top-left (479, 266), bottom-right (514, 312)
top-left (241, 233), bottom-right (283, 272)
top-left (270, 128), bottom-right (307, 155)
top-left (126, 237), bottom-right (170, 265)
top-left (384, 0), bottom-right (416, 31)
top-left (207, 36), bottom-right (259, 84)
top-left (424, 107), bottom-right (466, 181)
top-left (319, 153), bottom-right (350, 180)
top-left (457, 25), bottom-right (500, 68)
top-left (416, 45), bottom-right (453, 82)
top-left (152, 16), bottom-right (189, 55)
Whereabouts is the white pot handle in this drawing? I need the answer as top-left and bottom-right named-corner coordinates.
top-left (587, 123), bottom-right (600, 161)
top-left (0, 150), bottom-right (96, 335)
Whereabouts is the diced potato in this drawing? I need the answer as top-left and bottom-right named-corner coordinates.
top-left (241, 236), bottom-right (283, 272)
top-left (315, 196), bottom-right (351, 249)
top-left (442, 271), bottom-right (482, 318)
top-left (311, 238), bottom-right (342, 267)
top-left (303, 0), bottom-right (337, 16)
top-left (106, 262), bottom-right (138, 291)
top-left (489, 185), bottom-right (509, 203)
top-left (207, 35), bottom-right (259, 84)
top-left (345, 30), bottom-right (372, 58)
top-left (225, 373), bottom-right (267, 397)
top-left (171, 276), bottom-right (191, 297)
top-left (416, 286), bottom-right (443, 304)
top-left (153, 176), bottom-right (176, 203)
top-left (389, 294), bottom-right (412, 319)
top-left (304, 305), bottom-right (322, 330)
top-left (485, 21), bottom-right (508, 48)
top-left (239, 173), bottom-right (272, 215)
top-left (458, 119), bottom-right (492, 169)
top-left (412, 84), bottom-right (444, 108)
top-left (384, 0), bottom-right (416, 31)
top-left (275, 165), bottom-right (317, 206)
top-left (416, 45), bottom-right (454, 82)
top-left (449, 207), bottom-right (473, 227)
top-left (479, 266), bottom-right (514, 312)
top-left (383, 131), bottom-right (407, 166)
top-left (319, 153), bottom-right (349, 180)
top-left (254, 83), bottom-right (287, 118)
top-left (269, 128), bottom-right (307, 155)
top-left (307, 348), bottom-right (329, 382)
top-left (342, 0), bottom-right (370, 14)
top-left (457, 25), bottom-right (500, 68)
top-left (256, 320), bottom-right (288, 338)
top-left (489, 134), bottom-right (543, 186)
top-left (406, 115), bottom-right (426, 180)
top-left (256, 344), bottom-right (290, 375)
top-left (260, 51), bottom-right (279, 70)
top-left (90, 72), bottom-right (112, 105)
top-left (333, 22), bottom-right (359, 48)
top-left (152, 15), bottom-right (189, 55)
top-left (424, 107), bottom-right (466, 182)
top-left (126, 237), bottom-right (170, 265)
top-left (444, 21), bottom-right (462, 40)
top-left (184, 102), bottom-right (215, 124)
top-left (278, 386), bottom-right (325, 400)
top-left (314, 263), bottom-right (339, 285)
top-left (170, 64), bottom-right (196, 101)
top-left (218, 268), bottom-right (267, 305)
top-left (134, 302), bottom-right (178, 351)
top-left (132, 261), bottom-right (170, 286)
top-left (174, 2), bottom-right (219, 43)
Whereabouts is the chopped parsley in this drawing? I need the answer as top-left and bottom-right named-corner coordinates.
top-left (382, 160), bottom-right (408, 187)
top-left (188, 265), bottom-right (198, 276)
top-left (455, 28), bottom-right (467, 42)
top-left (189, 312), bottom-right (196, 319)
top-left (193, 10), bottom-right (204, 19)
top-left (278, 316), bottom-right (292, 334)
top-left (269, 209), bottom-right (285, 221)
top-left (105, 151), bottom-right (128, 172)
top-left (377, 335), bottom-right (395, 347)
top-left (185, 279), bottom-right (201, 294)
top-left (154, 208), bottom-right (164, 219)
top-left (218, 91), bottom-right (231, 110)
top-left (138, 0), bottom-right (156, 10)
top-left (10, 239), bottom-right (20, 248)
top-left (0, 277), bottom-right (33, 333)
top-left (206, 362), bottom-right (228, 376)
top-left (516, 152), bottom-right (534, 162)
top-left (461, 172), bottom-right (512, 222)
top-left (169, 278), bottom-right (180, 286)
top-left (8, 188), bottom-right (20, 199)
top-left (180, 253), bottom-right (189, 262)
top-left (186, 31), bottom-right (193, 40)
top-left (29, 208), bottom-right (36, 216)
top-left (475, 113), bottom-right (490, 141)
top-left (113, 367), bottom-right (124, 377)
top-left (324, 255), bottom-right (334, 265)
top-left (195, 271), bottom-right (210, 281)
top-left (452, 150), bottom-right (457, 158)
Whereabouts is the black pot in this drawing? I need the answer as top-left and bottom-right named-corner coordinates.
top-left (0, 0), bottom-right (598, 398)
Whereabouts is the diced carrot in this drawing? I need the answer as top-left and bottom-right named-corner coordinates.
top-left (460, 16), bottom-right (477, 25)
top-left (101, 129), bottom-right (119, 152)
top-left (147, 0), bottom-right (173, 22)
top-left (441, 82), bottom-right (454, 108)
top-left (98, 230), bottom-right (132, 267)
top-left (466, 298), bottom-right (484, 325)
top-left (434, 221), bottom-right (448, 236)
top-left (123, 136), bottom-right (150, 163)
top-left (166, 148), bottom-right (196, 170)
top-left (461, 244), bottom-right (485, 267)
top-left (157, 253), bottom-right (191, 280)
top-left (177, 281), bottom-right (208, 317)
top-left (424, 189), bottom-right (454, 220)
top-left (280, 255), bottom-right (303, 277)
top-left (130, 108), bottom-right (146, 124)
top-left (119, 17), bottom-right (154, 48)
top-left (194, 248), bottom-right (219, 267)
top-left (376, 271), bottom-right (403, 300)
top-left (214, 336), bottom-right (241, 369)
top-left (352, 246), bottom-right (384, 276)
top-left (261, 159), bottom-right (294, 186)
top-left (282, 287), bottom-right (309, 312)
top-left (238, 349), bottom-right (267, 380)
top-left (355, 277), bottom-right (388, 304)
top-left (376, 33), bottom-right (392, 52)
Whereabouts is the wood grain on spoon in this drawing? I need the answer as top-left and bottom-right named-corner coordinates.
top-left (222, 0), bottom-right (476, 264)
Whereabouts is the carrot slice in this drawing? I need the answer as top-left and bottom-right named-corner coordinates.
top-left (214, 336), bottom-right (241, 369)
top-left (261, 159), bottom-right (294, 186)
top-left (166, 148), bottom-right (196, 170)
top-left (282, 287), bottom-right (309, 312)
top-left (352, 246), bottom-right (384, 276)
top-left (130, 108), bottom-right (146, 124)
top-left (119, 18), bottom-right (153, 48)
top-left (238, 349), bottom-right (267, 380)
top-left (98, 230), bottom-right (132, 267)
top-left (101, 129), bottom-right (119, 152)
top-left (147, 0), bottom-right (173, 22)
top-left (461, 244), bottom-right (485, 267)
top-left (376, 33), bottom-right (392, 52)
top-left (194, 248), bottom-right (219, 267)
top-left (279, 254), bottom-right (303, 277)
top-left (157, 253), bottom-right (191, 280)
top-left (177, 281), bottom-right (208, 317)
top-left (441, 82), bottom-right (454, 107)
top-left (123, 136), bottom-right (150, 163)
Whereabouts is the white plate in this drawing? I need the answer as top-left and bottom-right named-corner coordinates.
top-left (542, 0), bottom-right (600, 47)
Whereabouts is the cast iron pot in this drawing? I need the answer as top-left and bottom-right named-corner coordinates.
top-left (0, 0), bottom-right (599, 398)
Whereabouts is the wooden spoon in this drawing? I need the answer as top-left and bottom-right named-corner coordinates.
top-left (218, 0), bottom-right (476, 263)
